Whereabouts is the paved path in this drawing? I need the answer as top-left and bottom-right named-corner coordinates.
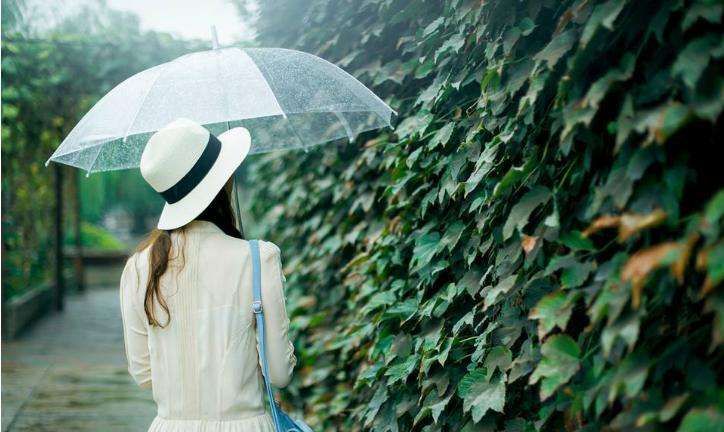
top-left (2, 288), bottom-right (156, 431)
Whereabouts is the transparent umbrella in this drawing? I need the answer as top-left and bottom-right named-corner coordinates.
top-left (46, 43), bottom-right (395, 173)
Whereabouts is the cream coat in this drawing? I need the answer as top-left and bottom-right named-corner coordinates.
top-left (120, 220), bottom-right (296, 432)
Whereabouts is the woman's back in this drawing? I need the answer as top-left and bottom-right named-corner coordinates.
top-left (120, 220), bottom-right (296, 431)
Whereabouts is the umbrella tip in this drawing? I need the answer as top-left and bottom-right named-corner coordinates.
top-left (210, 25), bottom-right (219, 50)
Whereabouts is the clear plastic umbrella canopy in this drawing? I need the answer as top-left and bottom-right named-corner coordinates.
top-left (47, 47), bottom-right (395, 173)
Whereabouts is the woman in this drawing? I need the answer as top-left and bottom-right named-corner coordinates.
top-left (120, 118), bottom-right (296, 432)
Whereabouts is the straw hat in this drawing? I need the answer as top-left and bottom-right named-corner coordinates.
top-left (140, 118), bottom-right (251, 230)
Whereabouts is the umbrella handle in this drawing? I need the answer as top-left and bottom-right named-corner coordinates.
top-left (210, 25), bottom-right (219, 50)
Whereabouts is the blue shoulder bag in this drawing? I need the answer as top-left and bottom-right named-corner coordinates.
top-left (249, 240), bottom-right (313, 432)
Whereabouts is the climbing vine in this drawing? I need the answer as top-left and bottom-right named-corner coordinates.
top-left (244, 0), bottom-right (723, 430)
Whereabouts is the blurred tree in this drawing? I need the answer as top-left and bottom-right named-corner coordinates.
top-left (1, 0), bottom-right (201, 299)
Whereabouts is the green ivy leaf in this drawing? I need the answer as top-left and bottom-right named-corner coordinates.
top-left (581, 0), bottom-right (625, 46)
top-left (601, 314), bottom-right (640, 357)
top-left (423, 17), bottom-right (445, 37)
top-left (441, 221), bottom-right (466, 251)
top-left (583, 53), bottom-right (636, 110)
top-left (559, 231), bottom-right (595, 251)
top-left (530, 334), bottom-right (581, 400)
top-left (364, 385), bottom-right (389, 426)
top-left (672, 34), bottom-right (722, 89)
top-left (435, 33), bottom-right (466, 62)
top-left (561, 260), bottom-right (594, 288)
top-left (465, 143), bottom-right (499, 196)
top-left (483, 274), bottom-right (518, 310)
top-left (502, 186), bottom-right (551, 240)
top-left (520, 17), bottom-right (536, 36)
top-left (458, 270), bottom-right (483, 297)
top-left (366, 290), bottom-right (397, 310)
top-left (493, 158), bottom-right (534, 198)
top-left (509, 340), bottom-right (538, 383)
top-left (395, 111), bottom-right (434, 140)
top-left (430, 392), bottom-right (454, 423)
top-left (484, 346), bottom-right (513, 373)
top-left (357, 363), bottom-right (383, 387)
top-left (676, 407), bottom-right (724, 432)
top-left (704, 294), bottom-right (724, 346)
top-left (385, 354), bottom-right (419, 386)
top-left (412, 231), bottom-right (442, 271)
top-left (415, 57), bottom-right (436, 79)
top-left (705, 189), bottom-right (724, 226)
top-left (706, 241), bottom-right (724, 287)
top-left (682, 2), bottom-right (723, 30)
top-left (383, 298), bottom-right (420, 322)
top-left (659, 394), bottom-right (690, 422)
top-left (458, 368), bottom-right (506, 422)
top-left (429, 122), bottom-right (455, 148)
top-left (534, 29), bottom-right (576, 69)
top-left (453, 310), bottom-right (475, 334)
top-left (608, 352), bottom-right (650, 401)
top-left (530, 291), bottom-right (577, 339)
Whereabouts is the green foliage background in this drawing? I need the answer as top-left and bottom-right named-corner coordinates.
top-left (62, 222), bottom-right (126, 251)
top-left (1, 3), bottom-right (194, 299)
top-left (244, 0), bottom-right (724, 430)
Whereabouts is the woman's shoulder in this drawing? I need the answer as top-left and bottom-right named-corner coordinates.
top-left (239, 238), bottom-right (282, 261)
top-left (130, 244), bottom-right (152, 263)
top-left (123, 248), bottom-right (148, 274)
top-left (210, 235), bottom-right (281, 259)
top-left (257, 239), bottom-right (281, 258)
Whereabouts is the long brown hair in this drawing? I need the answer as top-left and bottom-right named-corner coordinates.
top-left (137, 181), bottom-right (243, 327)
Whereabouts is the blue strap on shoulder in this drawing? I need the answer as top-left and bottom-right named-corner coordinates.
top-left (249, 240), bottom-right (282, 431)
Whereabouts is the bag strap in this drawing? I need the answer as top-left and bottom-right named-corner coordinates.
top-left (249, 240), bottom-right (282, 431)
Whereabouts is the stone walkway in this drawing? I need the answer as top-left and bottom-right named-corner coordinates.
top-left (1, 288), bottom-right (156, 431)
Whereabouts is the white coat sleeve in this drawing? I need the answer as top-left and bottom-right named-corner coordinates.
top-left (119, 256), bottom-right (152, 389)
top-left (257, 241), bottom-right (297, 388)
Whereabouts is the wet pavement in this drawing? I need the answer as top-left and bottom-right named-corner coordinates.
top-left (1, 288), bottom-right (156, 431)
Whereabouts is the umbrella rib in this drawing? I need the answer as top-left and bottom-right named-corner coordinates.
top-left (215, 50), bottom-right (231, 132)
top-left (83, 144), bottom-right (106, 176)
top-left (254, 48), bottom-right (395, 119)
top-left (238, 48), bottom-right (286, 118)
top-left (121, 62), bottom-right (170, 144)
top-left (289, 117), bottom-right (308, 150)
top-left (50, 137), bottom-right (117, 159)
top-left (246, 51), bottom-right (308, 150)
top-left (312, 50), bottom-right (397, 118)
top-left (333, 112), bottom-right (355, 142)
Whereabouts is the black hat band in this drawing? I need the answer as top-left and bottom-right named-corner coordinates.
top-left (159, 133), bottom-right (221, 204)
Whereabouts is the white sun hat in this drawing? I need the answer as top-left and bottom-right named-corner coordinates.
top-left (140, 118), bottom-right (251, 230)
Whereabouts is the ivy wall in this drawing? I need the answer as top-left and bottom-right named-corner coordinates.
top-left (245, 0), bottom-right (723, 430)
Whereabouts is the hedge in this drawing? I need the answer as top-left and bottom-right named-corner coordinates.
top-left (243, 0), bottom-right (723, 430)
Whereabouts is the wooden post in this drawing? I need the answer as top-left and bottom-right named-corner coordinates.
top-left (70, 169), bottom-right (85, 292)
top-left (54, 164), bottom-right (64, 311)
